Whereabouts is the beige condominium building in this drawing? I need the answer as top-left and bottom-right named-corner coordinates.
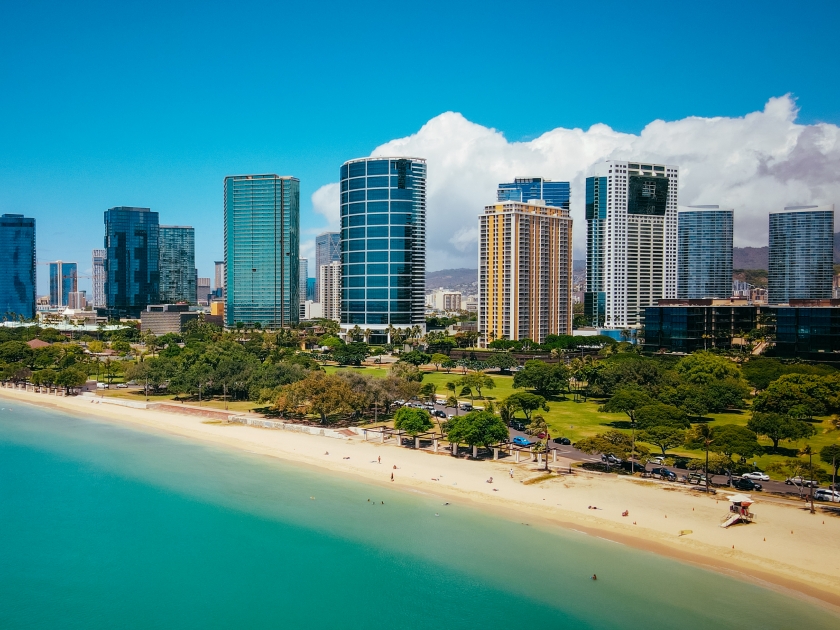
top-left (319, 260), bottom-right (342, 322)
top-left (478, 200), bottom-right (572, 345)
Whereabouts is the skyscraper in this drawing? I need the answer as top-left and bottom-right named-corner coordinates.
top-left (299, 257), bottom-right (308, 304)
top-left (585, 161), bottom-right (679, 328)
top-left (0, 214), bottom-right (36, 320)
top-left (214, 261), bottom-right (225, 290)
top-left (497, 177), bottom-right (571, 209)
top-left (478, 201), bottom-right (573, 344)
top-left (320, 261), bottom-right (342, 322)
top-left (339, 157), bottom-right (426, 342)
top-left (677, 206), bottom-right (733, 299)
top-left (315, 232), bottom-right (340, 302)
top-left (224, 174), bottom-right (300, 328)
top-left (104, 207), bottom-right (160, 318)
top-left (768, 205), bottom-right (835, 304)
top-left (159, 225), bottom-right (196, 304)
top-left (48, 261), bottom-right (78, 307)
top-left (92, 249), bottom-right (106, 308)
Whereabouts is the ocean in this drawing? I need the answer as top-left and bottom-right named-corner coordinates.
top-left (0, 402), bottom-right (836, 629)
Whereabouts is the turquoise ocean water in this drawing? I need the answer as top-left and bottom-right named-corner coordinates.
top-left (0, 403), bottom-right (837, 629)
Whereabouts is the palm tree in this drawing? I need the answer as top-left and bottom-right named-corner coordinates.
top-left (696, 424), bottom-right (714, 494)
top-left (363, 328), bottom-right (372, 344)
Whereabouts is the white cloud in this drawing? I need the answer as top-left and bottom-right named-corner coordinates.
top-left (310, 95), bottom-right (839, 269)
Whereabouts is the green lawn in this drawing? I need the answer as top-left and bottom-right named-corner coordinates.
top-left (344, 364), bottom-right (840, 479)
top-left (101, 389), bottom-right (259, 413)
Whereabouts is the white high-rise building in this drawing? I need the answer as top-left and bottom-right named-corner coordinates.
top-left (319, 261), bottom-right (341, 322)
top-left (584, 161), bottom-right (679, 328)
top-left (92, 249), bottom-right (106, 308)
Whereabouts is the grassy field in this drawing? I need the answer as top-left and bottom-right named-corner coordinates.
top-left (329, 363), bottom-right (840, 479)
top-left (100, 389), bottom-right (259, 413)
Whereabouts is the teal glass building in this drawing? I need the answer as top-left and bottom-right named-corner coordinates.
top-left (159, 226), bottom-right (196, 304)
top-left (104, 207), bottom-right (159, 318)
top-left (339, 157), bottom-right (426, 341)
top-left (768, 205), bottom-right (834, 304)
top-left (224, 175), bottom-right (299, 328)
top-left (677, 206), bottom-right (733, 299)
top-left (48, 261), bottom-right (78, 307)
top-left (0, 214), bottom-right (36, 320)
top-left (497, 177), bottom-right (570, 209)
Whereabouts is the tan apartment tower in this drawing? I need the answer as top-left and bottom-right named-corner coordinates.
top-left (319, 260), bottom-right (342, 322)
top-left (478, 200), bottom-right (573, 345)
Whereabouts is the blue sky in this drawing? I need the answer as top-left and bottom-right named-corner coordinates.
top-left (2, 0), bottom-right (839, 293)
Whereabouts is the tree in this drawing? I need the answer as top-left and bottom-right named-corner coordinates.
top-left (599, 386), bottom-right (652, 424)
top-left (419, 382), bottom-right (437, 403)
top-left (513, 360), bottom-right (569, 397)
top-left (445, 395), bottom-right (459, 414)
top-left (504, 392), bottom-right (548, 423)
top-left (525, 414), bottom-right (548, 437)
top-left (457, 372), bottom-right (495, 398)
top-left (88, 340), bottom-right (105, 354)
top-left (675, 351), bottom-right (741, 385)
top-left (635, 403), bottom-right (689, 430)
top-left (577, 430), bottom-right (650, 463)
top-left (390, 362), bottom-right (424, 382)
top-left (485, 352), bottom-right (517, 374)
top-left (55, 366), bottom-right (88, 393)
top-left (333, 342), bottom-right (369, 366)
top-left (274, 372), bottom-right (357, 424)
top-left (752, 374), bottom-right (838, 419)
top-left (102, 358), bottom-right (123, 385)
top-left (444, 410), bottom-right (509, 449)
top-left (746, 412), bottom-right (817, 451)
top-left (685, 424), bottom-right (714, 492)
top-left (399, 350), bottom-right (431, 367)
top-left (442, 359), bottom-right (456, 373)
top-left (819, 444), bottom-right (840, 488)
top-left (430, 353), bottom-right (449, 371)
top-left (709, 424), bottom-right (763, 461)
top-left (393, 407), bottom-right (433, 436)
top-left (640, 425), bottom-right (686, 456)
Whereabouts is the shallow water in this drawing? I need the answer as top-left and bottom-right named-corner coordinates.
top-left (0, 403), bottom-right (836, 629)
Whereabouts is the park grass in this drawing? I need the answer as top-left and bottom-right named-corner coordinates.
top-left (322, 365), bottom-right (389, 378)
top-left (101, 389), bottom-right (258, 413)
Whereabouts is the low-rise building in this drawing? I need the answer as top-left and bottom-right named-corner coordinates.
top-left (140, 304), bottom-right (223, 334)
top-left (427, 289), bottom-right (462, 312)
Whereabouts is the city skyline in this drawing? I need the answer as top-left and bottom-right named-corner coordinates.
top-left (3, 3), bottom-right (840, 294)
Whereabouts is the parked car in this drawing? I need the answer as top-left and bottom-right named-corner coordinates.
top-left (459, 403), bottom-right (473, 411)
top-left (731, 477), bottom-right (762, 491)
top-left (553, 437), bottom-right (571, 445)
top-left (648, 457), bottom-right (666, 466)
top-left (814, 489), bottom-right (840, 503)
top-left (96, 382), bottom-right (109, 389)
top-left (601, 454), bottom-right (623, 465)
top-left (785, 476), bottom-right (820, 488)
top-left (742, 471), bottom-right (770, 481)
top-left (687, 472), bottom-right (710, 485)
top-left (433, 410), bottom-right (447, 419)
top-left (116, 383), bottom-right (128, 389)
top-left (512, 436), bottom-right (533, 447)
top-left (511, 421), bottom-right (527, 431)
top-left (650, 467), bottom-right (676, 481)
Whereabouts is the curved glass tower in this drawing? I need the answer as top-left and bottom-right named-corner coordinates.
top-left (339, 157), bottom-right (426, 342)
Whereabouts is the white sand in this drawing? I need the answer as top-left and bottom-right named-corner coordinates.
top-left (3, 387), bottom-right (839, 609)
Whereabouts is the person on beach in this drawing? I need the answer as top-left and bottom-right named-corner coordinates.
top-left (378, 456), bottom-right (380, 464)
top-left (391, 472), bottom-right (394, 481)
top-left (509, 469), bottom-right (513, 478)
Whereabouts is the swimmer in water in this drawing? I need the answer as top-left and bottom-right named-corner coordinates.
top-left (591, 574), bottom-right (597, 581)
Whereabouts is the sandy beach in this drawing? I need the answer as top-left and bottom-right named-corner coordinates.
top-left (3, 387), bottom-right (839, 611)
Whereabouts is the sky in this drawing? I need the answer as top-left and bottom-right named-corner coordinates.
top-left (1, 0), bottom-right (839, 295)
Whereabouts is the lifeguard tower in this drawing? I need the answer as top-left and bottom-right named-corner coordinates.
top-left (720, 494), bottom-right (755, 528)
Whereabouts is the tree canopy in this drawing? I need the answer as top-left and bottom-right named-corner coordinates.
top-left (444, 410), bottom-right (509, 448)
top-left (393, 407), bottom-right (433, 436)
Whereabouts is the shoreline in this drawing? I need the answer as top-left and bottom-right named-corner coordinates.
top-left (2, 387), bottom-right (839, 613)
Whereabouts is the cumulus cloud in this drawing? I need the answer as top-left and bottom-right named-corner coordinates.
top-left (309, 95), bottom-right (839, 269)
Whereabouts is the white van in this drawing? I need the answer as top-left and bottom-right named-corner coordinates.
top-left (96, 382), bottom-right (109, 389)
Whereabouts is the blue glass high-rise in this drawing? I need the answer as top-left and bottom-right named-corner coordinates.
top-left (497, 177), bottom-right (570, 209)
top-left (339, 157), bottom-right (426, 341)
top-left (0, 214), bottom-right (36, 320)
top-left (677, 206), bottom-right (733, 299)
top-left (159, 226), bottom-right (196, 304)
top-left (224, 175), bottom-right (300, 328)
top-left (48, 262), bottom-right (78, 307)
top-left (768, 205), bottom-right (834, 304)
top-left (104, 207), bottom-right (160, 318)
